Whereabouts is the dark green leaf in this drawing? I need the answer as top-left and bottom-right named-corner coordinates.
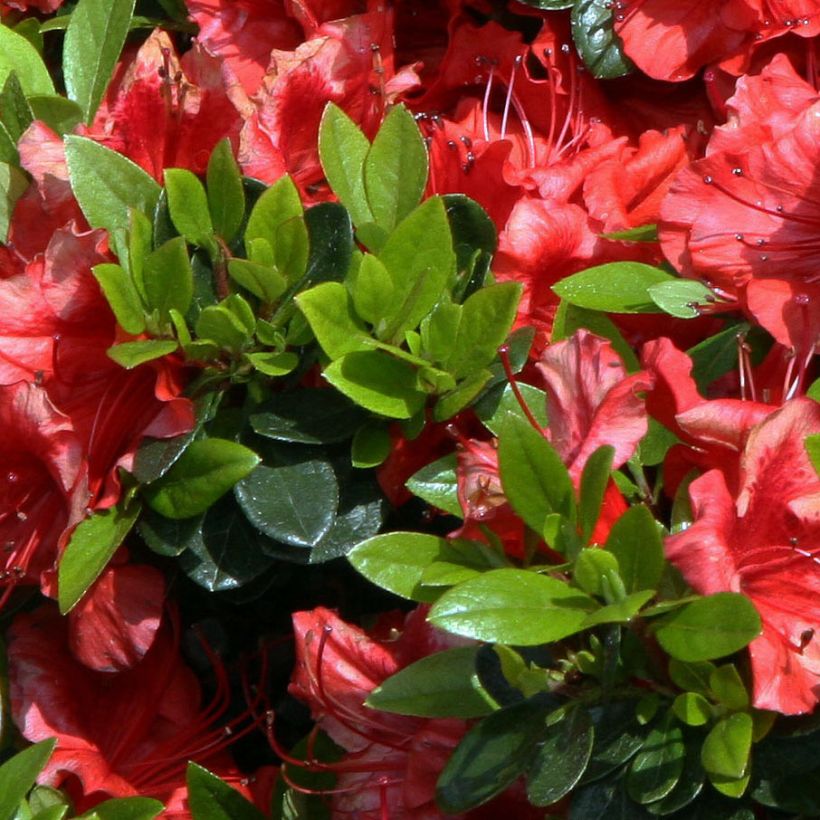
top-left (437, 699), bottom-right (550, 812)
top-left (527, 707), bottom-right (594, 806)
top-left (428, 569), bottom-right (596, 644)
top-left (107, 339), bottom-right (179, 368)
top-left (302, 202), bottom-right (354, 286)
top-left (604, 505), bottom-right (665, 593)
top-left (58, 500), bottom-right (140, 613)
top-left (235, 457), bottom-right (338, 548)
top-left (626, 712), bottom-right (685, 804)
top-left (582, 590), bottom-right (655, 627)
top-left (405, 453), bottom-right (461, 517)
top-left (645, 737), bottom-right (705, 816)
top-left (138, 507), bottom-right (202, 557)
top-left (350, 421), bottom-right (392, 468)
top-left (143, 438), bottom-right (260, 519)
top-left (164, 168), bottom-right (215, 251)
top-left (65, 136), bottom-right (161, 236)
top-left (364, 103), bottom-right (427, 231)
top-left (498, 414), bottom-right (575, 534)
top-left (648, 280), bottom-right (715, 319)
top-left (574, 548), bottom-right (620, 598)
top-left (367, 647), bottom-right (496, 718)
top-left (432, 367), bottom-right (492, 421)
top-left (0, 740), bottom-right (56, 820)
top-left (0, 25), bottom-right (54, 96)
top-left (581, 699), bottom-right (647, 784)
top-left (570, 780), bottom-right (651, 819)
top-left (206, 139), bottom-right (244, 243)
top-left (653, 593), bottom-right (761, 662)
top-left (579, 445), bottom-right (615, 543)
top-left (443, 193), bottom-right (497, 275)
top-left (186, 762), bottom-right (266, 820)
top-left (637, 418), bottom-right (679, 467)
top-left (571, 0), bottom-right (634, 79)
top-left (553, 262), bottom-right (672, 313)
top-left (63, 0), bottom-right (135, 122)
top-left (474, 382), bottom-right (548, 436)
top-left (318, 102), bottom-right (373, 227)
top-left (686, 322), bottom-right (750, 392)
top-left (323, 350), bottom-right (425, 419)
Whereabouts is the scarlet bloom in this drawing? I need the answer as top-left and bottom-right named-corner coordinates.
top-left (8, 601), bottom-right (269, 814)
top-left (664, 398), bottom-right (820, 714)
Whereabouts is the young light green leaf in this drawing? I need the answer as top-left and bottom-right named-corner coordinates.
top-left (296, 281), bottom-right (370, 358)
top-left (654, 593), bottom-right (762, 662)
top-left (58, 499), bottom-right (140, 613)
top-left (806, 433), bottom-right (820, 476)
top-left (648, 279), bottom-right (716, 319)
top-left (604, 504), bottom-right (665, 593)
top-left (143, 438), bottom-right (261, 519)
top-left (364, 103), bottom-right (428, 231)
top-left (65, 136), bottom-right (161, 236)
top-left (429, 569), bottom-right (596, 644)
top-left (164, 168), bottom-right (215, 251)
top-left (244, 351), bottom-right (297, 376)
top-left (92, 263), bottom-right (146, 334)
top-left (579, 445), bottom-right (615, 544)
top-left (195, 304), bottom-right (252, 352)
top-left (0, 24), bottom-right (54, 96)
top-left (206, 139), bottom-right (244, 243)
top-left (349, 253), bottom-right (394, 326)
top-left (0, 740), bottom-right (56, 820)
top-left (672, 692), bottom-right (712, 727)
top-left (324, 350), bottom-right (426, 419)
top-left (405, 454), bottom-right (461, 517)
top-left (107, 339), bottom-right (179, 368)
top-left (142, 236), bottom-right (194, 319)
top-left (63, 0), bottom-right (135, 122)
top-left (367, 647), bottom-right (497, 718)
top-left (84, 798), bottom-right (164, 820)
top-left (0, 161), bottom-right (28, 243)
top-left (228, 259), bottom-right (287, 303)
top-left (553, 262), bottom-right (673, 313)
top-left (186, 763), bottom-right (266, 820)
top-left (318, 102), bottom-right (373, 227)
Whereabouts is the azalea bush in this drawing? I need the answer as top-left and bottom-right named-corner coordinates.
top-left (0, 0), bottom-right (819, 817)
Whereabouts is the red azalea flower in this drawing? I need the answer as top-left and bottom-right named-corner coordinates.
top-left (8, 603), bottom-right (270, 813)
top-left (664, 397), bottom-right (820, 714)
top-left (282, 606), bottom-right (538, 819)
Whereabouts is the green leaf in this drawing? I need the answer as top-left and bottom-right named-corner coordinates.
top-left (554, 262), bottom-right (672, 313)
top-left (63, 0), bottom-right (135, 122)
top-left (28, 95), bottom-right (83, 135)
top-left (0, 72), bottom-right (32, 143)
top-left (687, 322), bottom-right (751, 392)
top-left (0, 740), bottom-right (56, 820)
top-left (579, 445), bottom-right (615, 543)
top-left (65, 136), bottom-right (161, 236)
top-left (364, 103), bottom-right (428, 231)
top-left (349, 253), bottom-right (394, 326)
top-left (318, 102), bottom-right (373, 227)
top-left (626, 712), bottom-right (685, 804)
top-left (668, 660), bottom-right (715, 696)
top-left (604, 505), bottom-right (665, 593)
top-left (367, 647), bottom-right (496, 718)
top-left (653, 593), bottom-right (762, 662)
top-left (648, 280), bottom-right (715, 319)
top-left (581, 589), bottom-right (655, 627)
top-left (31, 807), bottom-right (68, 820)
top-left (347, 532), bottom-right (463, 602)
top-left (701, 713), bottom-right (752, 782)
top-left (437, 698), bottom-right (550, 813)
top-left (428, 568), bottom-right (596, 644)
top-left (571, 0), bottom-right (634, 79)
top-left (143, 438), bottom-right (260, 519)
top-left (405, 454), bottom-right (461, 517)
top-left (186, 762), bottom-right (266, 820)
top-left (574, 548), bottom-right (620, 597)
top-left (245, 350), bottom-right (297, 376)
top-left (235, 458), bottom-right (339, 548)
top-left (474, 382), bottom-right (549, 436)
top-left (645, 738), bottom-right (705, 816)
top-left (672, 693), bottom-right (712, 727)
top-left (444, 283), bottom-right (521, 378)
top-left (0, 24), bottom-right (54, 96)
top-left (164, 168), bottom-right (215, 251)
top-left (433, 368), bottom-right (492, 421)
top-left (58, 499), bottom-right (141, 613)
top-left (601, 224), bottom-right (658, 242)
top-left (527, 707), bottom-right (594, 806)
top-left (296, 281), bottom-right (369, 358)
top-left (84, 799), bottom-right (164, 820)
top-left (107, 339), bottom-right (179, 368)
top-left (142, 236), bottom-right (193, 319)
top-left (301, 202), bottom-right (354, 286)
top-left (206, 139), bottom-right (244, 243)
top-left (0, 161), bottom-right (28, 243)
top-left (195, 302), bottom-right (253, 352)
top-left (377, 195), bottom-right (456, 341)
top-left (323, 350), bottom-right (425, 419)
top-left (581, 699), bottom-right (647, 784)
top-left (350, 421), bottom-right (392, 468)
top-left (806, 433), bottom-right (820, 476)
top-left (443, 193), bottom-right (498, 275)
top-left (709, 664), bottom-right (749, 710)
top-left (228, 259), bottom-right (286, 303)
top-left (498, 414), bottom-right (575, 534)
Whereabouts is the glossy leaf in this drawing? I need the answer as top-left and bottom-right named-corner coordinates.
top-left (428, 569), bottom-right (596, 644)
top-left (350, 421), bottom-right (392, 468)
top-left (296, 282), bottom-right (369, 358)
top-left (63, 0), bottom-right (135, 122)
top-left (367, 647), bottom-right (496, 718)
top-left (405, 454), bottom-right (461, 517)
top-left (142, 236), bottom-right (194, 319)
top-left (582, 590), bottom-right (655, 627)
top-left (527, 707), bottom-right (594, 806)
top-left (302, 202), bottom-right (354, 286)
top-left (0, 73), bottom-right (32, 142)
top-left (672, 693), bottom-right (712, 727)
top-left (604, 505), bottom-right (665, 593)
top-left (553, 262), bottom-right (673, 313)
top-left (364, 103), bottom-right (428, 231)
top-left (187, 763), bottom-right (266, 820)
top-left (443, 193), bottom-right (498, 275)
top-left (702, 713), bottom-right (753, 783)
top-left (92, 263), bottom-right (145, 334)
top-left (581, 699), bottom-right (647, 784)
top-left (164, 168), bottom-right (215, 251)
top-left (571, 0), bottom-right (634, 79)
top-left (65, 136), bottom-right (161, 235)
top-left (579, 445), bottom-right (616, 543)
top-left (709, 664), bottom-right (749, 710)
top-left (0, 740), bottom-right (56, 820)
top-left (0, 24), bottom-right (54, 96)
top-left (626, 712), bottom-right (685, 804)
top-left (143, 438), bottom-right (260, 519)
top-left (648, 280), bottom-right (715, 319)
top-left (206, 139), bottom-right (244, 243)
top-left (653, 593), bottom-right (761, 662)
top-left (235, 457), bottom-right (339, 548)
top-left (437, 699), bottom-right (550, 813)
top-left (58, 499), bottom-right (141, 613)
top-left (107, 339), bottom-right (179, 369)
top-left (474, 382), bottom-right (549, 436)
